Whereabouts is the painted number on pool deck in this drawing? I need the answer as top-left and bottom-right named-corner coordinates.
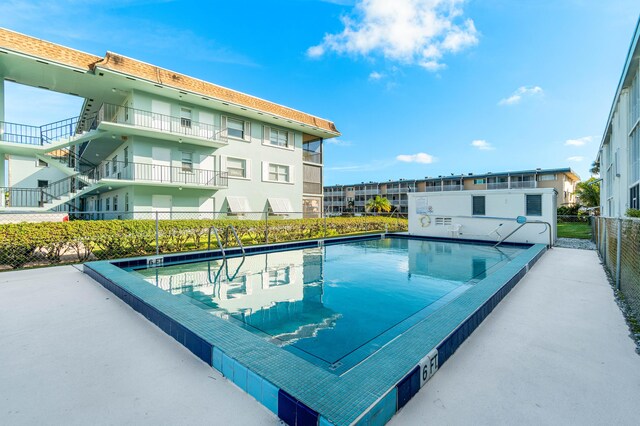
top-left (419, 349), bottom-right (439, 387)
top-left (147, 256), bottom-right (164, 268)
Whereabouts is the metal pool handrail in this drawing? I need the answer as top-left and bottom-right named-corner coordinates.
top-left (494, 217), bottom-right (553, 248)
top-left (207, 225), bottom-right (246, 259)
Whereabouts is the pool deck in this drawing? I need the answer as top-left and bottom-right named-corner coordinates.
top-left (1, 247), bottom-right (639, 425)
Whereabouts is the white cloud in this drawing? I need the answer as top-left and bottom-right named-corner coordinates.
top-left (326, 138), bottom-right (353, 147)
top-left (498, 86), bottom-right (544, 106)
top-left (369, 71), bottom-right (384, 80)
top-left (396, 152), bottom-right (435, 164)
top-left (567, 156), bottom-right (585, 162)
top-left (470, 139), bottom-right (494, 150)
top-left (307, 0), bottom-right (478, 71)
top-left (565, 136), bottom-right (593, 146)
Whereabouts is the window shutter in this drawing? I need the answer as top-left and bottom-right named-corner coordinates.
top-left (287, 132), bottom-right (294, 148)
top-left (243, 120), bottom-right (251, 141)
top-left (263, 126), bottom-right (271, 144)
top-left (289, 165), bottom-right (295, 183)
top-left (245, 159), bottom-right (252, 179)
top-left (220, 115), bottom-right (228, 140)
top-left (262, 162), bottom-right (269, 181)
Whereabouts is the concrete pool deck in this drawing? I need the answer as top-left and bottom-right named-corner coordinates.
top-left (1, 247), bottom-right (639, 425)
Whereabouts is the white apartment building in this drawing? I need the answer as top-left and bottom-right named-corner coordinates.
top-left (598, 17), bottom-right (640, 217)
top-left (0, 28), bottom-right (339, 218)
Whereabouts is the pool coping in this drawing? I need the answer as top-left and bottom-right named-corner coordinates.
top-left (84, 234), bottom-right (547, 426)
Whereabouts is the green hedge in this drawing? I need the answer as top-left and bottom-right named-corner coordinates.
top-left (0, 216), bottom-right (407, 269)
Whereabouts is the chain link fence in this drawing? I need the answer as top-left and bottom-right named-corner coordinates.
top-left (0, 210), bottom-right (407, 271)
top-left (593, 217), bottom-right (640, 324)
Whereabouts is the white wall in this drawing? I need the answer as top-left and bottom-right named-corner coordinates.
top-left (408, 189), bottom-right (557, 245)
top-left (8, 155), bottom-right (67, 188)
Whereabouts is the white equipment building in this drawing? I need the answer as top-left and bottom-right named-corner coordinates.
top-left (407, 189), bottom-right (557, 246)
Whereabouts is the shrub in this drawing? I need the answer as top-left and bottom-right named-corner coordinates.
top-left (0, 216), bottom-right (408, 269)
top-left (627, 208), bottom-right (640, 218)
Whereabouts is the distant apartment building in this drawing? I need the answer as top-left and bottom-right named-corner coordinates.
top-left (324, 168), bottom-right (580, 214)
top-left (597, 18), bottom-right (640, 217)
top-left (0, 28), bottom-right (339, 218)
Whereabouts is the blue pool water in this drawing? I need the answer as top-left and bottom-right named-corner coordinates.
top-left (131, 238), bottom-right (524, 372)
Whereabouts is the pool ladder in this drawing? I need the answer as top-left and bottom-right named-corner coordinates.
top-left (207, 225), bottom-right (246, 260)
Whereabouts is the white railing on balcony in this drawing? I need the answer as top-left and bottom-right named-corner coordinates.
top-left (96, 103), bottom-right (224, 142)
top-left (442, 185), bottom-right (462, 191)
top-left (487, 182), bottom-right (509, 190)
top-left (510, 181), bottom-right (536, 189)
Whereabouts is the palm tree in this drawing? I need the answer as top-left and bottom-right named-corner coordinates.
top-left (575, 177), bottom-right (600, 207)
top-left (366, 196), bottom-right (392, 213)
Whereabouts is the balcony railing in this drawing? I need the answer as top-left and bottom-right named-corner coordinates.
top-left (92, 161), bottom-right (228, 187)
top-left (424, 186), bottom-right (442, 192)
top-left (442, 185), bottom-right (462, 191)
top-left (487, 182), bottom-right (509, 190)
top-left (96, 103), bottom-right (224, 142)
top-left (1, 116), bottom-right (89, 146)
top-left (510, 181), bottom-right (536, 189)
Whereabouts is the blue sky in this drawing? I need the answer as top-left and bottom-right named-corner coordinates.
top-left (1, 0), bottom-right (638, 185)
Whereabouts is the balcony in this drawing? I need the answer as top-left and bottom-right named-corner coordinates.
top-left (425, 186), bottom-right (442, 192)
top-left (511, 181), bottom-right (536, 189)
top-left (487, 182), bottom-right (509, 190)
top-left (95, 104), bottom-right (227, 148)
top-left (92, 160), bottom-right (228, 189)
top-left (442, 185), bottom-right (462, 191)
top-left (304, 182), bottom-right (322, 195)
top-left (303, 151), bottom-right (322, 164)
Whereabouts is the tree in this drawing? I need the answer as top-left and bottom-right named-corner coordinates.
top-left (575, 178), bottom-right (600, 207)
top-left (366, 196), bottom-right (392, 213)
top-left (590, 160), bottom-right (600, 175)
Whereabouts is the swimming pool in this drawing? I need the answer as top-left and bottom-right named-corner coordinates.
top-left (84, 234), bottom-right (546, 425)
top-left (131, 238), bottom-right (523, 373)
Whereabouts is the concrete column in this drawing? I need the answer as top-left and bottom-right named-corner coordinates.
top-left (0, 76), bottom-right (6, 191)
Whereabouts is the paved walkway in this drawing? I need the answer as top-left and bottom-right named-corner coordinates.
top-left (1, 248), bottom-right (639, 425)
top-left (391, 247), bottom-right (640, 425)
top-left (0, 266), bottom-right (279, 426)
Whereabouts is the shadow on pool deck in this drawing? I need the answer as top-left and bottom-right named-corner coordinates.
top-left (0, 247), bottom-right (638, 425)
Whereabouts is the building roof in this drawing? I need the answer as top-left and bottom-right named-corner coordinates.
top-left (324, 167), bottom-right (580, 188)
top-left (0, 27), bottom-right (340, 136)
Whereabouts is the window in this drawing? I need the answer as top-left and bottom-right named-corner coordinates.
top-left (269, 164), bottom-right (290, 182)
top-left (180, 107), bottom-right (192, 128)
top-left (37, 180), bottom-right (48, 188)
top-left (473, 178), bottom-right (485, 185)
top-left (112, 155), bottom-right (118, 173)
top-left (268, 268), bottom-right (290, 287)
top-left (36, 159), bottom-right (48, 167)
top-left (181, 151), bottom-right (193, 172)
top-left (227, 157), bottom-right (247, 178)
top-left (227, 117), bottom-right (244, 139)
top-left (269, 128), bottom-right (289, 148)
top-left (113, 195), bottom-right (118, 212)
top-left (472, 196), bottom-right (486, 215)
top-left (125, 193), bottom-right (129, 212)
top-left (526, 194), bottom-right (542, 216)
top-left (124, 147), bottom-right (129, 167)
top-left (104, 162), bottom-right (110, 177)
top-left (538, 174), bottom-right (556, 181)
top-left (631, 184), bottom-right (639, 210)
top-left (631, 128), bottom-right (639, 184)
top-left (105, 197), bottom-right (110, 211)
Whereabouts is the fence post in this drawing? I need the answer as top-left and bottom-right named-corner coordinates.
top-left (616, 218), bottom-right (622, 290)
top-left (324, 212), bottom-right (327, 239)
top-left (155, 211), bottom-right (159, 255)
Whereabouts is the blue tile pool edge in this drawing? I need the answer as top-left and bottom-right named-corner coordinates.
top-left (349, 243), bottom-right (548, 425)
top-left (84, 237), bottom-right (546, 426)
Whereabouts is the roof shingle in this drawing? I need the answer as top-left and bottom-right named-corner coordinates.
top-left (0, 28), bottom-right (339, 135)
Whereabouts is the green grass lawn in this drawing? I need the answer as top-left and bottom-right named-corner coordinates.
top-left (557, 222), bottom-right (592, 239)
